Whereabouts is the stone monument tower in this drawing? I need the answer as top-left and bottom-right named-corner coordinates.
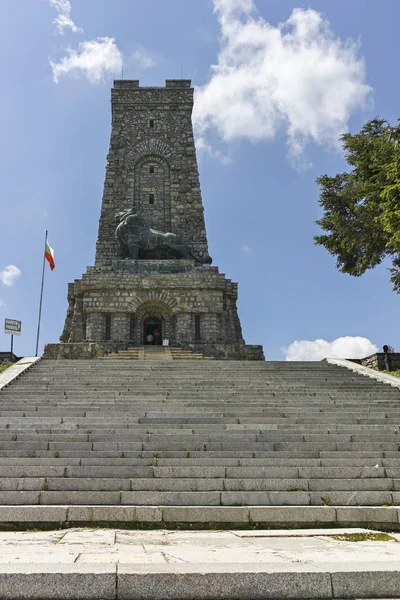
top-left (47, 80), bottom-right (263, 360)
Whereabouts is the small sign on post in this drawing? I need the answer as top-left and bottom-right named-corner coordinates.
top-left (4, 319), bottom-right (21, 356)
top-left (4, 319), bottom-right (21, 336)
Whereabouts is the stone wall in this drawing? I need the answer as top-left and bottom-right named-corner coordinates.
top-left (356, 352), bottom-right (400, 372)
top-left (59, 260), bottom-right (246, 354)
top-left (43, 341), bottom-right (264, 361)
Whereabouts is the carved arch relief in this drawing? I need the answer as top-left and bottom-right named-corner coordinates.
top-left (130, 291), bottom-right (178, 314)
top-left (127, 138), bottom-right (181, 168)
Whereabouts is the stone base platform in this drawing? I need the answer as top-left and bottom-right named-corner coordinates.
top-left (0, 527), bottom-right (399, 599)
top-left (43, 341), bottom-right (264, 360)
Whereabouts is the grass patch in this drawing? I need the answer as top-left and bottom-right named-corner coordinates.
top-left (383, 370), bottom-right (400, 378)
top-left (0, 363), bottom-right (12, 374)
top-left (332, 532), bottom-right (397, 542)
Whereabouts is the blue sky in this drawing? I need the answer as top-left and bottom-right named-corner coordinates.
top-left (0, 0), bottom-right (399, 360)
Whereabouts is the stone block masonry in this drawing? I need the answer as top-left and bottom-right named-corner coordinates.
top-left (49, 80), bottom-right (263, 360)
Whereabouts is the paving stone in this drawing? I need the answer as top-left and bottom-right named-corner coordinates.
top-left (221, 491), bottom-right (311, 506)
top-left (0, 564), bottom-right (116, 600)
top-left (336, 506), bottom-right (398, 524)
top-left (0, 506), bottom-right (67, 522)
top-left (117, 564), bottom-right (332, 600)
top-left (162, 506), bottom-right (249, 523)
top-left (122, 491), bottom-right (220, 506)
top-left (331, 565), bottom-right (400, 599)
top-left (40, 491), bottom-right (121, 505)
top-left (249, 506), bottom-right (336, 524)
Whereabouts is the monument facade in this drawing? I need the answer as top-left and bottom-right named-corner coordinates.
top-left (46, 80), bottom-right (263, 360)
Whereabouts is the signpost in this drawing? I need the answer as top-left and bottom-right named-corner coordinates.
top-left (4, 319), bottom-right (21, 355)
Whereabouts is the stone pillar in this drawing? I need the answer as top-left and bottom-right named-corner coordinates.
top-left (111, 313), bottom-right (130, 341)
top-left (69, 296), bottom-right (85, 342)
top-left (176, 313), bottom-right (193, 343)
top-left (60, 285), bottom-right (74, 342)
top-left (163, 316), bottom-right (174, 344)
top-left (86, 313), bottom-right (105, 341)
top-left (202, 314), bottom-right (220, 343)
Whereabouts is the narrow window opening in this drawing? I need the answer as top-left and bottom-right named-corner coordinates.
top-left (149, 165), bottom-right (155, 173)
top-left (149, 119), bottom-right (154, 128)
top-left (194, 315), bottom-right (201, 341)
top-left (130, 315), bottom-right (135, 340)
top-left (105, 315), bottom-right (111, 341)
top-left (149, 193), bottom-right (155, 205)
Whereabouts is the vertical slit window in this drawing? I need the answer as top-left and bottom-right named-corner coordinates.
top-left (149, 119), bottom-right (154, 128)
top-left (195, 315), bottom-right (201, 341)
top-left (149, 165), bottom-right (154, 173)
top-left (149, 193), bottom-right (155, 204)
top-left (105, 315), bottom-right (111, 341)
top-left (130, 316), bottom-right (135, 340)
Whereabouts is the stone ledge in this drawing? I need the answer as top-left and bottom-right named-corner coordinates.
top-left (0, 505), bottom-right (399, 530)
top-left (0, 564), bottom-right (116, 600)
top-left (0, 357), bottom-right (41, 391)
top-left (325, 358), bottom-right (400, 390)
top-left (0, 561), bottom-right (400, 600)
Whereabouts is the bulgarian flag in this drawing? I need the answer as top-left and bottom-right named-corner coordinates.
top-left (45, 237), bottom-right (55, 271)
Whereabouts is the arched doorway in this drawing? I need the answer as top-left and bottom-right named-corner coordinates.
top-left (143, 316), bottom-right (162, 344)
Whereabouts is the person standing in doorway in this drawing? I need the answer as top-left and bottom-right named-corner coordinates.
top-left (154, 329), bottom-right (161, 345)
top-left (146, 333), bottom-right (153, 345)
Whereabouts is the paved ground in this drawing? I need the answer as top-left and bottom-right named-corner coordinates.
top-left (0, 526), bottom-right (398, 565)
top-left (0, 528), bottom-right (400, 598)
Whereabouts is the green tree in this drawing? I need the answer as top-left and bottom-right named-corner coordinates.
top-left (315, 118), bottom-right (400, 292)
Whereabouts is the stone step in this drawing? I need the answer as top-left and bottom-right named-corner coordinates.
top-left (0, 489), bottom-right (399, 506)
top-left (0, 464), bottom-right (397, 479)
top-left (0, 476), bottom-right (398, 493)
top-left (0, 503), bottom-right (398, 529)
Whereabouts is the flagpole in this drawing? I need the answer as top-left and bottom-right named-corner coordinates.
top-left (35, 230), bottom-right (47, 357)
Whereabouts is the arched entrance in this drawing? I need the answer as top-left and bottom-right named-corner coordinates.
top-left (132, 299), bottom-right (176, 347)
top-left (143, 316), bottom-right (162, 345)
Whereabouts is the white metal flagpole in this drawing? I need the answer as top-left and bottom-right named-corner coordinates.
top-left (35, 230), bottom-right (48, 357)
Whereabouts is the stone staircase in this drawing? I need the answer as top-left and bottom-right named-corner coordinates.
top-left (0, 359), bottom-right (400, 528)
top-left (101, 346), bottom-right (211, 360)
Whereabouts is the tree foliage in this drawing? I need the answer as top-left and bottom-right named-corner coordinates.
top-left (315, 119), bottom-right (400, 292)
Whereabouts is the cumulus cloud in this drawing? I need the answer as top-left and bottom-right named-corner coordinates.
top-left (196, 136), bottom-right (232, 165)
top-left (194, 1), bottom-right (371, 166)
top-left (50, 37), bottom-right (123, 84)
top-left (0, 265), bottom-right (21, 287)
top-left (48, 0), bottom-right (82, 35)
top-left (282, 336), bottom-right (378, 361)
top-left (130, 45), bottom-right (158, 71)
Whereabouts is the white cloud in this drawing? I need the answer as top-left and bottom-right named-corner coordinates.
top-left (196, 136), bottom-right (232, 165)
top-left (194, 1), bottom-right (371, 166)
top-left (282, 336), bottom-right (378, 361)
top-left (0, 265), bottom-right (21, 287)
top-left (242, 244), bottom-right (252, 253)
top-left (50, 37), bottom-right (123, 84)
top-left (48, 0), bottom-right (82, 35)
top-left (130, 45), bottom-right (158, 71)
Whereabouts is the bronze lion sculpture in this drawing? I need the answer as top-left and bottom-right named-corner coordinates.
top-left (115, 210), bottom-right (212, 264)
